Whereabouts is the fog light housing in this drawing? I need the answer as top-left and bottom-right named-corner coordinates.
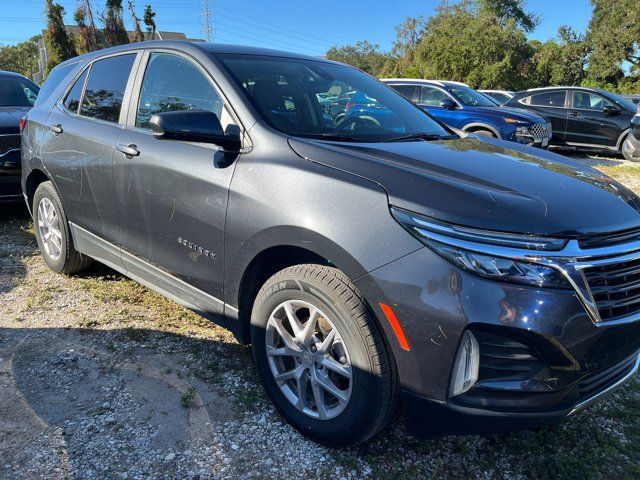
top-left (450, 331), bottom-right (480, 397)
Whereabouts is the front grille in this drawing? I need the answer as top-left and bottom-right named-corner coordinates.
top-left (579, 228), bottom-right (640, 249)
top-left (584, 258), bottom-right (640, 321)
top-left (0, 134), bottom-right (20, 156)
top-left (578, 354), bottom-right (637, 400)
top-left (530, 122), bottom-right (552, 139)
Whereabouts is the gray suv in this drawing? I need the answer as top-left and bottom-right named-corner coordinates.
top-left (22, 41), bottom-right (640, 447)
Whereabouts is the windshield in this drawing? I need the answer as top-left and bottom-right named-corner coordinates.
top-left (447, 85), bottom-right (496, 107)
top-left (217, 54), bottom-right (452, 142)
top-left (598, 90), bottom-right (637, 112)
top-left (0, 75), bottom-right (39, 107)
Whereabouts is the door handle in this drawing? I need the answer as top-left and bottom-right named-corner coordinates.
top-left (116, 143), bottom-right (140, 157)
top-left (568, 111), bottom-right (581, 117)
top-left (49, 124), bottom-right (63, 134)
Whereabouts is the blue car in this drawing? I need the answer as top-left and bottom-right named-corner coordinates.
top-left (382, 79), bottom-right (552, 147)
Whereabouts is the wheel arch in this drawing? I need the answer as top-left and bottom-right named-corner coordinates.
top-left (24, 168), bottom-right (51, 214)
top-left (617, 128), bottom-right (631, 150)
top-left (462, 122), bottom-right (502, 139)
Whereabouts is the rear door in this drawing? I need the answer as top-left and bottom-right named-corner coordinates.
top-left (40, 52), bottom-right (139, 246)
top-left (113, 50), bottom-right (241, 301)
top-left (518, 90), bottom-right (568, 142)
top-left (565, 90), bottom-right (621, 147)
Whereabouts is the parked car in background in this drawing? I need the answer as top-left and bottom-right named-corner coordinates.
top-left (622, 114), bottom-right (640, 161)
top-left (623, 94), bottom-right (640, 106)
top-left (479, 89), bottom-right (514, 105)
top-left (505, 87), bottom-right (639, 155)
top-left (22, 42), bottom-right (640, 447)
top-left (382, 79), bottom-right (552, 147)
top-left (0, 70), bottom-right (39, 203)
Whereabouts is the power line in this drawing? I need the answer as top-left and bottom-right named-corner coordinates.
top-left (202, 0), bottom-right (213, 42)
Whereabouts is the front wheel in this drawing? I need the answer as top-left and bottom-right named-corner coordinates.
top-left (250, 264), bottom-right (399, 447)
top-left (622, 135), bottom-right (640, 162)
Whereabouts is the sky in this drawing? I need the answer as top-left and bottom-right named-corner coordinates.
top-left (0, 0), bottom-right (594, 55)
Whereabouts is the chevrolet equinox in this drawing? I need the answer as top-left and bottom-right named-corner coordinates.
top-left (21, 42), bottom-right (640, 447)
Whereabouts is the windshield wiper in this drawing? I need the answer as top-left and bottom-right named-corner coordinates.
top-left (382, 133), bottom-right (454, 143)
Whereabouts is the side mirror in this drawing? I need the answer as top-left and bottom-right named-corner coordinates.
top-left (603, 105), bottom-right (621, 116)
top-left (149, 110), bottom-right (242, 151)
top-left (440, 98), bottom-right (457, 110)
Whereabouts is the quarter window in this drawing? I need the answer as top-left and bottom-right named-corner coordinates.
top-left (63, 68), bottom-right (88, 113)
top-left (573, 91), bottom-right (613, 111)
top-left (80, 54), bottom-right (136, 123)
top-left (528, 91), bottom-right (567, 108)
top-left (136, 53), bottom-right (225, 129)
top-left (420, 86), bottom-right (450, 106)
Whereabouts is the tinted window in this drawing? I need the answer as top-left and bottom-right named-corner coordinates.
top-left (573, 91), bottom-right (613, 110)
top-left (34, 62), bottom-right (77, 107)
top-left (529, 91), bottom-right (566, 107)
top-left (81, 54), bottom-right (135, 123)
top-left (390, 84), bottom-right (415, 99)
top-left (447, 85), bottom-right (495, 107)
top-left (0, 75), bottom-right (40, 107)
top-left (136, 53), bottom-right (224, 129)
top-left (63, 68), bottom-right (88, 113)
top-left (219, 54), bottom-right (451, 142)
top-left (420, 86), bottom-right (449, 106)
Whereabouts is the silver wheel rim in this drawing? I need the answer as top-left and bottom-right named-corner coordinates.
top-left (266, 299), bottom-right (353, 420)
top-left (37, 197), bottom-right (62, 261)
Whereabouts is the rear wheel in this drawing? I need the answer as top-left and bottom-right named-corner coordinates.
top-left (33, 181), bottom-right (92, 274)
top-left (622, 135), bottom-right (640, 162)
top-left (250, 264), bottom-right (399, 447)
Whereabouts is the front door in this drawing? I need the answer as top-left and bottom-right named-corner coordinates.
top-left (113, 51), bottom-right (240, 301)
top-left (565, 91), bottom-right (622, 147)
top-left (417, 85), bottom-right (462, 129)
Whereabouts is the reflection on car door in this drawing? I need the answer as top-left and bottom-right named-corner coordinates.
top-left (40, 53), bottom-right (138, 246)
top-left (114, 51), bottom-right (239, 304)
top-left (565, 91), bottom-right (621, 147)
top-left (417, 86), bottom-right (461, 128)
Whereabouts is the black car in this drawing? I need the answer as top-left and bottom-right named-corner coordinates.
top-left (505, 87), bottom-right (638, 157)
top-left (21, 42), bottom-right (640, 447)
top-left (0, 70), bottom-right (39, 203)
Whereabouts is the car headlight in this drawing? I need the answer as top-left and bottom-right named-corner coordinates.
top-left (515, 125), bottom-right (532, 136)
top-left (391, 208), bottom-right (570, 289)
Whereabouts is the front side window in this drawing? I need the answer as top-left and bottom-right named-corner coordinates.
top-left (136, 53), bottom-right (225, 129)
top-left (573, 91), bottom-right (613, 111)
top-left (80, 54), bottom-right (136, 123)
top-left (63, 68), bottom-right (89, 113)
top-left (446, 85), bottom-right (495, 107)
top-left (0, 75), bottom-right (40, 107)
top-left (529, 91), bottom-right (567, 108)
top-left (420, 86), bottom-right (449, 106)
top-left (218, 54), bottom-right (451, 142)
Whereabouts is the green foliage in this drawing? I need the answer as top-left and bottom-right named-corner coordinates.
top-left (477, 0), bottom-right (539, 32)
top-left (143, 4), bottom-right (157, 40)
top-left (326, 40), bottom-right (390, 75)
top-left (44, 0), bottom-right (77, 76)
top-left (127, 1), bottom-right (145, 43)
top-left (103, 0), bottom-right (129, 46)
top-left (530, 26), bottom-right (589, 87)
top-left (0, 36), bottom-right (41, 80)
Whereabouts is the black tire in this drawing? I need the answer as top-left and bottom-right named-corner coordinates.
top-left (250, 264), bottom-right (399, 447)
top-left (33, 181), bottom-right (93, 274)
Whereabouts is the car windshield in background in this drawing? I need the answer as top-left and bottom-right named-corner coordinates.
top-left (598, 90), bottom-right (637, 112)
top-left (447, 85), bottom-right (496, 107)
top-left (217, 54), bottom-right (453, 142)
top-left (0, 75), bottom-right (39, 107)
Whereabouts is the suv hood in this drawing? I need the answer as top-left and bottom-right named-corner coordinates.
top-left (0, 106), bottom-right (29, 134)
top-left (469, 105), bottom-right (546, 123)
top-left (289, 136), bottom-right (640, 237)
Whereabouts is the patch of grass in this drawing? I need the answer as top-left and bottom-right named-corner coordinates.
top-left (235, 386), bottom-right (262, 413)
top-left (180, 385), bottom-right (197, 408)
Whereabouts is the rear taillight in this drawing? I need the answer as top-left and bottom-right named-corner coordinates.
top-left (19, 116), bottom-right (27, 133)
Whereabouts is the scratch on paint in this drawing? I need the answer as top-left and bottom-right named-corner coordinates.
top-left (169, 199), bottom-right (176, 222)
top-left (430, 338), bottom-right (443, 346)
top-left (438, 325), bottom-right (447, 340)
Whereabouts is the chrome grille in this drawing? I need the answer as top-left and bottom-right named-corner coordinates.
top-left (584, 258), bottom-right (640, 322)
top-left (530, 122), bottom-right (552, 139)
top-left (0, 134), bottom-right (20, 156)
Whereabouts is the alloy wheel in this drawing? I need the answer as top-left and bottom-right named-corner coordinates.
top-left (37, 197), bottom-right (62, 261)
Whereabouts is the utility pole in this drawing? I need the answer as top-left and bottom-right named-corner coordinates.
top-left (202, 0), bottom-right (213, 43)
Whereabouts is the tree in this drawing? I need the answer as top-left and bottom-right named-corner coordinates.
top-left (586, 0), bottom-right (640, 91)
top-left (413, 0), bottom-right (532, 89)
top-left (44, 0), bottom-right (77, 75)
top-left (382, 16), bottom-right (427, 77)
top-left (326, 40), bottom-right (389, 75)
top-left (74, 6), bottom-right (91, 54)
top-left (477, 0), bottom-right (539, 33)
top-left (530, 26), bottom-right (589, 87)
top-left (0, 35), bottom-right (41, 80)
top-left (103, 0), bottom-right (129, 46)
top-left (143, 4), bottom-right (157, 40)
top-left (127, 0), bottom-right (145, 43)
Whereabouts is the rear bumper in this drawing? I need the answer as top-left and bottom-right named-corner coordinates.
top-left (0, 149), bottom-right (22, 202)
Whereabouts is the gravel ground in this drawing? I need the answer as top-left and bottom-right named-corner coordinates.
top-left (1, 152), bottom-right (640, 480)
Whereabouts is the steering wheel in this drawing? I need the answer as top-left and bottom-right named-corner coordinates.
top-left (336, 115), bottom-right (380, 132)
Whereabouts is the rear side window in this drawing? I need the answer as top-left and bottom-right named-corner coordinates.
top-left (81, 54), bottom-right (136, 123)
top-left (390, 84), bottom-right (415, 100)
top-left (135, 53), bottom-right (224, 129)
top-left (528, 91), bottom-right (566, 108)
top-left (63, 68), bottom-right (89, 113)
top-left (34, 61), bottom-right (78, 107)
